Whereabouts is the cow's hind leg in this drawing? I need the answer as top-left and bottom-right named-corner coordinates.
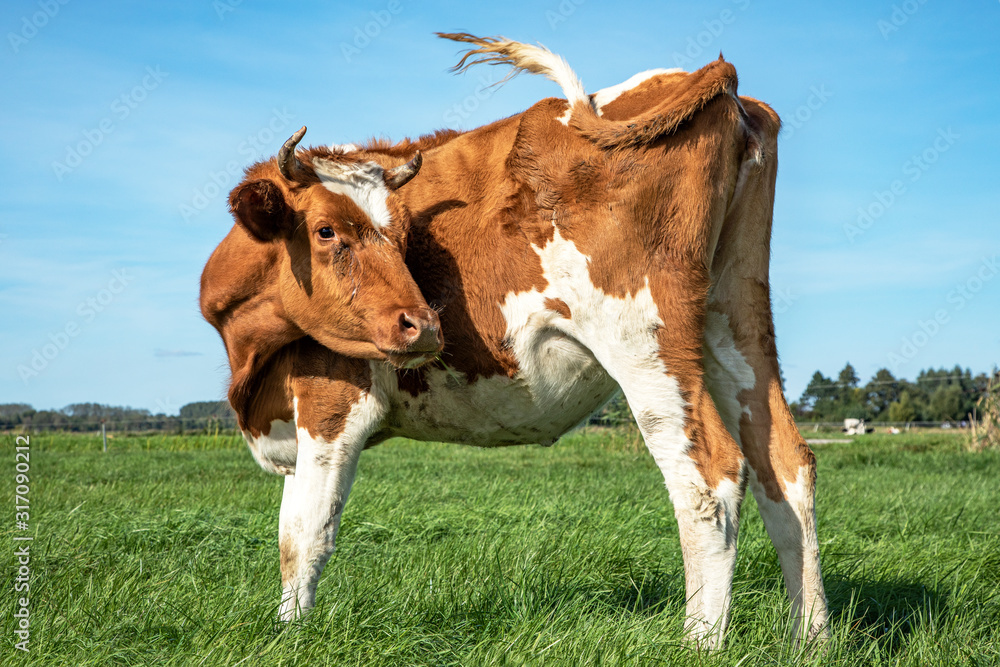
top-left (621, 355), bottom-right (746, 648)
top-left (277, 362), bottom-right (383, 621)
top-left (587, 280), bottom-right (747, 649)
top-left (703, 97), bottom-right (829, 643)
top-left (703, 304), bottom-right (829, 643)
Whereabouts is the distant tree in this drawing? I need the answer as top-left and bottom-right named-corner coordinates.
top-left (61, 403), bottom-right (151, 422)
top-left (887, 391), bottom-right (917, 423)
top-left (928, 384), bottom-right (963, 422)
top-left (837, 363), bottom-right (859, 393)
top-left (791, 365), bottom-right (997, 425)
top-left (829, 363), bottom-right (865, 419)
top-left (798, 371), bottom-right (836, 416)
top-left (28, 410), bottom-right (66, 429)
top-left (864, 368), bottom-right (900, 420)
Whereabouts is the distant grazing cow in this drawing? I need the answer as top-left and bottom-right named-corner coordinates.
top-left (200, 33), bottom-right (829, 648)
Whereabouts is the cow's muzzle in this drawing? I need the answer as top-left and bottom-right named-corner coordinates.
top-left (384, 307), bottom-right (443, 368)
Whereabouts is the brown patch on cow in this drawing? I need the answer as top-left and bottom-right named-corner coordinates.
top-left (596, 71), bottom-right (691, 121)
top-left (395, 367), bottom-right (430, 397)
top-left (279, 534), bottom-right (297, 586)
top-left (241, 348), bottom-right (296, 437)
top-left (734, 378), bottom-right (816, 502)
top-left (223, 337), bottom-right (374, 447)
top-left (544, 297), bottom-right (571, 319)
top-left (654, 282), bottom-right (746, 489)
top-left (290, 341), bottom-right (371, 444)
top-left (523, 93), bottom-right (746, 305)
top-left (674, 382), bottom-right (746, 491)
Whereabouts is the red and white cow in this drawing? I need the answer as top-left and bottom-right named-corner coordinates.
top-left (201, 33), bottom-right (829, 647)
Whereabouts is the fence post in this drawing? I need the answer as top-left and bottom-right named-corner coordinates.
top-left (102, 420), bottom-right (107, 453)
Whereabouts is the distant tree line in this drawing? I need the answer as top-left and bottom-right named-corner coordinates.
top-left (4, 365), bottom-right (996, 433)
top-left (593, 364), bottom-right (997, 427)
top-left (790, 364), bottom-right (997, 424)
top-left (0, 401), bottom-right (236, 433)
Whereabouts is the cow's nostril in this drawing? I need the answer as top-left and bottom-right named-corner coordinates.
top-left (399, 313), bottom-right (418, 332)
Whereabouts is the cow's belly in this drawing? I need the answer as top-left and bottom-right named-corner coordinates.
top-left (242, 419), bottom-right (297, 475)
top-left (379, 329), bottom-right (619, 446)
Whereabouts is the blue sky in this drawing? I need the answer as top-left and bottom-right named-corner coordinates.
top-left (1, 0), bottom-right (997, 414)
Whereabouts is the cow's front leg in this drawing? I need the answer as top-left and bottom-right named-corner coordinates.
top-left (277, 444), bottom-right (361, 621)
top-left (277, 368), bottom-right (384, 621)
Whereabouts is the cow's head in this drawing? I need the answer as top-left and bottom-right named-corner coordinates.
top-left (228, 126), bottom-right (442, 368)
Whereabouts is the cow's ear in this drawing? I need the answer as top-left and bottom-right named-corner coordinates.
top-left (229, 179), bottom-right (293, 241)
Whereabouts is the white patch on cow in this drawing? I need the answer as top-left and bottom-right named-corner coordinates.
top-left (312, 157), bottom-right (393, 230)
top-left (557, 105), bottom-right (573, 126)
top-left (278, 392), bottom-right (385, 621)
top-left (242, 419), bottom-right (297, 475)
top-left (749, 465), bottom-right (829, 643)
top-left (557, 67), bottom-right (682, 125)
top-left (379, 348), bottom-right (616, 447)
top-left (703, 310), bottom-right (756, 443)
top-left (498, 284), bottom-right (614, 416)
top-left (329, 142), bottom-right (359, 153)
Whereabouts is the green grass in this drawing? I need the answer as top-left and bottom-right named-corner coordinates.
top-left (3, 430), bottom-right (998, 665)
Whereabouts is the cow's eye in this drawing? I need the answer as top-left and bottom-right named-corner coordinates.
top-left (317, 227), bottom-right (336, 240)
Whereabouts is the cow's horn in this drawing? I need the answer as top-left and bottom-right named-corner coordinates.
top-left (278, 126), bottom-right (307, 181)
top-left (385, 151), bottom-right (422, 190)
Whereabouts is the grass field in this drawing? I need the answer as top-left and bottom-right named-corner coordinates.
top-left (3, 429), bottom-right (999, 665)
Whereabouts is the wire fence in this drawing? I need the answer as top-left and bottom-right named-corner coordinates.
top-left (1, 415), bottom-right (975, 436)
top-left (1, 415), bottom-right (239, 435)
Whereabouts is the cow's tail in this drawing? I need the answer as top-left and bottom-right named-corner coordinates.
top-left (437, 32), bottom-right (598, 122)
top-left (438, 32), bottom-right (740, 152)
